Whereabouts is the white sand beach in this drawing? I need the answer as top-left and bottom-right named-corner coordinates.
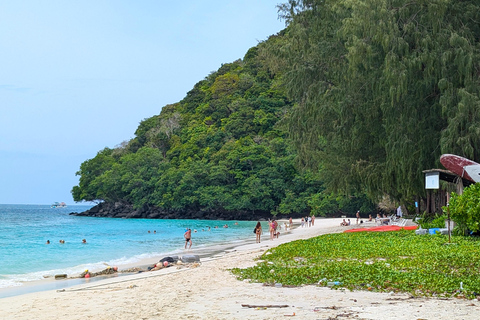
top-left (1, 218), bottom-right (479, 320)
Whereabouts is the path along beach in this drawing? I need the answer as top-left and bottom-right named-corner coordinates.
top-left (1, 218), bottom-right (479, 320)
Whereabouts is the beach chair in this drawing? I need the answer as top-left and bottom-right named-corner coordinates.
top-left (392, 218), bottom-right (407, 227)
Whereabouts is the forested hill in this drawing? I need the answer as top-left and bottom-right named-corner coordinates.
top-left (73, 0), bottom-right (480, 220)
top-left (71, 37), bottom-right (372, 220)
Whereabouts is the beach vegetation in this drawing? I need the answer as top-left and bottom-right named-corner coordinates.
top-left (416, 213), bottom-right (447, 230)
top-left (448, 183), bottom-right (480, 235)
top-left (231, 230), bottom-right (480, 299)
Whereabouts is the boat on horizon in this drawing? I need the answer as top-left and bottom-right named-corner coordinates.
top-left (51, 202), bottom-right (67, 208)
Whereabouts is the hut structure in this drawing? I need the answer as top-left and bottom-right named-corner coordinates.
top-left (422, 169), bottom-right (474, 214)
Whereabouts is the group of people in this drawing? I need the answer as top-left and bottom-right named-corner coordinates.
top-left (339, 211), bottom-right (362, 226)
top-left (252, 218), bottom-right (295, 243)
top-left (183, 222), bottom-right (235, 249)
top-left (269, 219), bottom-right (280, 240)
top-left (300, 215), bottom-right (315, 228)
top-left (46, 239), bottom-right (86, 244)
top-left (340, 211), bottom-right (365, 226)
top-left (376, 213), bottom-right (390, 225)
top-left (184, 217), bottom-right (296, 247)
top-left (339, 211), bottom-right (393, 227)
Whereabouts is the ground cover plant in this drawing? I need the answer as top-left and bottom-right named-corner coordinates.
top-left (232, 231), bottom-right (480, 299)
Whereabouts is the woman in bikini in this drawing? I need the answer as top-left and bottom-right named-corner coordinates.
top-left (254, 221), bottom-right (262, 243)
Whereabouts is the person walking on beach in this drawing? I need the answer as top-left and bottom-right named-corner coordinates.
top-left (269, 220), bottom-right (275, 240)
top-left (254, 221), bottom-right (262, 243)
top-left (356, 210), bottom-right (360, 224)
top-left (184, 228), bottom-right (192, 249)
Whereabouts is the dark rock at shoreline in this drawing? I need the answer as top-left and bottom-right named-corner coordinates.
top-left (69, 202), bottom-right (296, 221)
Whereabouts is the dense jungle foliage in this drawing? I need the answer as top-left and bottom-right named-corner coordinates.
top-left (73, 0), bottom-right (480, 219)
top-left (72, 41), bottom-right (374, 217)
top-left (271, 0), bottom-right (480, 205)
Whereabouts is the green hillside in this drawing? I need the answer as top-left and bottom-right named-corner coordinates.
top-left (73, 0), bottom-right (480, 219)
top-left (72, 38), bottom-right (373, 219)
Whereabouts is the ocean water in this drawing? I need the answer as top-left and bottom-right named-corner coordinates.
top-left (0, 204), bottom-right (257, 292)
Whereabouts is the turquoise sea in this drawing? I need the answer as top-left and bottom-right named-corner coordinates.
top-left (0, 204), bottom-right (258, 296)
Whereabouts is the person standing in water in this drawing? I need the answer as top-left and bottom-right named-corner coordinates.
top-left (254, 221), bottom-right (262, 243)
top-left (184, 228), bottom-right (192, 249)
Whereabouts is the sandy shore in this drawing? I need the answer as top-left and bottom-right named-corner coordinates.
top-left (1, 218), bottom-right (479, 319)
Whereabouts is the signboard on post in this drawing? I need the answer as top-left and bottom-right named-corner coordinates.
top-left (425, 172), bottom-right (440, 189)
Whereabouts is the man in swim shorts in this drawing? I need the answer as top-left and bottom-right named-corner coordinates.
top-left (184, 228), bottom-right (192, 249)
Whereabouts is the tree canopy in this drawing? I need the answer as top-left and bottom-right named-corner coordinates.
top-left (73, 0), bottom-right (480, 218)
top-left (271, 0), bottom-right (480, 204)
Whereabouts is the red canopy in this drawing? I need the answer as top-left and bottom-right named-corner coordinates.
top-left (344, 225), bottom-right (418, 233)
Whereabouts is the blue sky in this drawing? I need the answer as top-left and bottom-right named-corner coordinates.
top-left (0, 1), bottom-right (285, 205)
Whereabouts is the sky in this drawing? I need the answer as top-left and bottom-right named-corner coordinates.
top-left (0, 1), bottom-right (285, 205)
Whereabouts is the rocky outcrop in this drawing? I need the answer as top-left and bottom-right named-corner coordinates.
top-left (69, 202), bottom-right (278, 221)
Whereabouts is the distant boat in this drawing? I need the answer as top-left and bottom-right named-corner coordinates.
top-left (51, 202), bottom-right (67, 208)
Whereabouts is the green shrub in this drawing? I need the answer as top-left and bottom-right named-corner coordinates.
top-left (417, 213), bottom-right (446, 229)
top-left (448, 184), bottom-right (480, 234)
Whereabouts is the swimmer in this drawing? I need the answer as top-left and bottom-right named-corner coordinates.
top-left (82, 239), bottom-right (87, 244)
top-left (184, 228), bottom-right (192, 249)
top-left (59, 240), bottom-right (65, 244)
top-left (46, 240), bottom-right (50, 244)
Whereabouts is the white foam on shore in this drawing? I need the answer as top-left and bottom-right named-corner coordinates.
top-left (0, 249), bottom-right (182, 289)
